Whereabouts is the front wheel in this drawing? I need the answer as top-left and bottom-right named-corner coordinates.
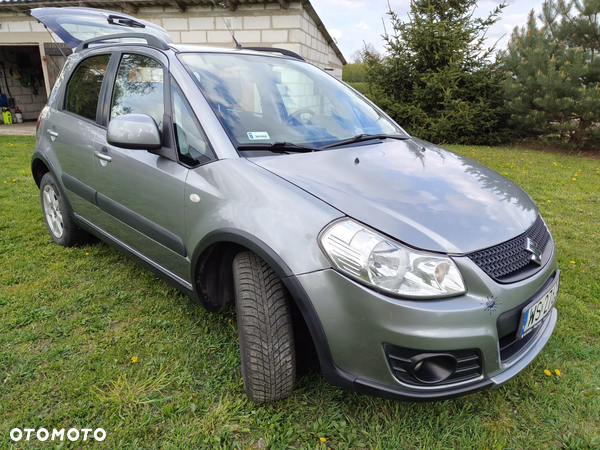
top-left (233, 251), bottom-right (296, 402)
top-left (39, 172), bottom-right (89, 247)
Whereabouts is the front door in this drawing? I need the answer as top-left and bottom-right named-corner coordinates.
top-left (91, 51), bottom-right (190, 282)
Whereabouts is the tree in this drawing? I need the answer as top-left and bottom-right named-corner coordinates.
top-left (503, 1), bottom-right (600, 147)
top-left (349, 43), bottom-right (380, 64)
top-left (364, 0), bottom-right (507, 145)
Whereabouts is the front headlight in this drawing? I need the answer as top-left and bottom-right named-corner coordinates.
top-left (319, 219), bottom-right (466, 298)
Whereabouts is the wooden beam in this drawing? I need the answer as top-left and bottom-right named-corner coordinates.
top-left (9, 6), bottom-right (27, 13)
top-left (170, 0), bottom-right (186, 13)
top-left (223, 0), bottom-right (237, 11)
top-left (120, 2), bottom-right (138, 14)
top-left (277, 0), bottom-right (289, 8)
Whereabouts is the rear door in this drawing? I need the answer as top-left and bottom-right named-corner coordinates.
top-left (47, 51), bottom-right (114, 219)
top-left (90, 49), bottom-right (191, 282)
top-left (31, 7), bottom-right (172, 50)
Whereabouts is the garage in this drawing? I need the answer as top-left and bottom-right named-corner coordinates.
top-left (0, 44), bottom-right (47, 123)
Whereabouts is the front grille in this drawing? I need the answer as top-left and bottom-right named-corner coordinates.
top-left (468, 215), bottom-right (550, 281)
top-left (384, 344), bottom-right (482, 386)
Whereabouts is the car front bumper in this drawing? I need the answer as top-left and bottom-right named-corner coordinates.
top-left (294, 244), bottom-right (559, 401)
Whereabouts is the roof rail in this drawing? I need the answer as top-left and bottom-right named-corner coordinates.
top-left (242, 47), bottom-right (305, 61)
top-left (76, 32), bottom-right (170, 53)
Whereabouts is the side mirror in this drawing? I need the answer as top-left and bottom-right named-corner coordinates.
top-left (107, 114), bottom-right (162, 150)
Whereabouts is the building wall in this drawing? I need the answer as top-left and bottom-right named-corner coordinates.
top-left (134, 2), bottom-right (344, 79)
top-left (0, 0), bottom-right (344, 104)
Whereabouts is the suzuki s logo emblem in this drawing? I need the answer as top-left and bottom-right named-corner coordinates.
top-left (525, 237), bottom-right (542, 265)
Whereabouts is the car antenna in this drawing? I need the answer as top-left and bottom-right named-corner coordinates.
top-left (42, 23), bottom-right (68, 60)
top-left (220, 16), bottom-right (242, 49)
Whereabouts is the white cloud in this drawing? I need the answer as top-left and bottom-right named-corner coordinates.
top-left (329, 28), bottom-right (343, 40)
top-left (355, 21), bottom-right (371, 30)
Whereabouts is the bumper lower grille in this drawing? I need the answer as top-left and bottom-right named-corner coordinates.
top-left (384, 344), bottom-right (482, 386)
top-left (468, 215), bottom-right (550, 281)
top-left (498, 325), bottom-right (542, 362)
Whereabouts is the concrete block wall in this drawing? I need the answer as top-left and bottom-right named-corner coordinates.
top-left (135, 1), bottom-right (344, 78)
top-left (0, 0), bottom-right (344, 119)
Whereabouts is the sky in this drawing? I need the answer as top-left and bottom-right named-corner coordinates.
top-left (312, 0), bottom-right (547, 61)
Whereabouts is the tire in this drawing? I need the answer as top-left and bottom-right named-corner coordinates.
top-left (233, 251), bottom-right (296, 402)
top-left (39, 172), bottom-right (89, 247)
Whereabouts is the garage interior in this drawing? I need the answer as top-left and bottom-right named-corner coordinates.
top-left (0, 45), bottom-right (47, 123)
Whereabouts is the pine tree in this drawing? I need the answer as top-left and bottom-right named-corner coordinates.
top-left (503, 0), bottom-right (600, 146)
top-left (364, 0), bottom-right (507, 145)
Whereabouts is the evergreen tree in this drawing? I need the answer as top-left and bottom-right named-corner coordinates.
top-left (503, 0), bottom-right (600, 146)
top-left (364, 0), bottom-right (507, 145)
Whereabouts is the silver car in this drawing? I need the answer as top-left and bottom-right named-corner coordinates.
top-left (31, 7), bottom-right (559, 403)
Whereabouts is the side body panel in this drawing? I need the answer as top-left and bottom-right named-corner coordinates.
top-left (92, 129), bottom-right (191, 280)
top-left (184, 157), bottom-right (342, 277)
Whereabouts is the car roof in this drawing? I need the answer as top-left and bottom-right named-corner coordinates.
top-left (170, 44), bottom-right (302, 60)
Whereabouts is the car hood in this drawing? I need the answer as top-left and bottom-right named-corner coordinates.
top-left (250, 138), bottom-right (538, 254)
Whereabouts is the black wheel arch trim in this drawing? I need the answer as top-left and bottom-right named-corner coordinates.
top-left (31, 151), bottom-right (56, 187)
top-left (31, 152), bottom-right (77, 217)
top-left (191, 228), bottom-right (294, 281)
top-left (190, 229), bottom-right (357, 390)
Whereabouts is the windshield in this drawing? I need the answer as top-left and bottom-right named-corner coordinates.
top-left (179, 53), bottom-right (405, 148)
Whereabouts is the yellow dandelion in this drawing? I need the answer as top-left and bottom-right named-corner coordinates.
top-left (553, 162), bottom-right (557, 166)
top-left (3, 181), bottom-right (6, 184)
top-left (547, 200), bottom-right (551, 203)
top-left (570, 261), bottom-right (576, 264)
top-left (581, 270), bottom-right (585, 273)
top-left (131, 356), bottom-right (138, 363)
top-left (12, 179), bottom-right (15, 182)
top-left (555, 369), bottom-right (561, 376)
top-left (504, 173), bottom-right (509, 175)
top-left (85, 252), bottom-right (89, 255)
top-left (228, 319), bottom-right (231, 323)
top-left (572, 178), bottom-right (577, 181)
top-left (544, 369), bottom-right (551, 376)
top-left (320, 437), bottom-right (327, 443)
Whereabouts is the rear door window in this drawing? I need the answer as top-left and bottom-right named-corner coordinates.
top-left (110, 54), bottom-right (164, 132)
top-left (65, 54), bottom-right (111, 121)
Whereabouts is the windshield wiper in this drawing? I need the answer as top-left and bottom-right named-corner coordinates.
top-left (319, 134), bottom-right (410, 149)
top-left (237, 142), bottom-right (318, 153)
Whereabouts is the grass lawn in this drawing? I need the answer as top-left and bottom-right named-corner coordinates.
top-left (0, 136), bottom-right (599, 449)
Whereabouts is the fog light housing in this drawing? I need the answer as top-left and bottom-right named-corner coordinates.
top-left (409, 353), bottom-right (458, 384)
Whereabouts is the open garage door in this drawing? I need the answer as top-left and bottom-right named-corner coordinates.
top-left (43, 43), bottom-right (72, 92)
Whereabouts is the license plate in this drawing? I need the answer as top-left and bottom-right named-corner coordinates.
top-left (517, 273), bottom-right (560, 339)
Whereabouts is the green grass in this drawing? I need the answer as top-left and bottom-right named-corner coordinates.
top-left (1, 136), bottom-right (599, 449)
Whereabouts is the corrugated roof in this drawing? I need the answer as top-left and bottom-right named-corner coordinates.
top-left (0, 0), bottom-right (346, 63)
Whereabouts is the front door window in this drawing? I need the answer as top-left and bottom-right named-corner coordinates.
top-left (110, 54), bottom-right (164, 132)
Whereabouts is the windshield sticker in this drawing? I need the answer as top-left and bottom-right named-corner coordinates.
top-left (247, 132), bottom-right (270, 140)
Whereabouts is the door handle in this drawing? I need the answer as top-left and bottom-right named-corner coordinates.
top-left (47, 129), bottom-right (58, 141)
top-left (94, 151), bottom-right (112, 162)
